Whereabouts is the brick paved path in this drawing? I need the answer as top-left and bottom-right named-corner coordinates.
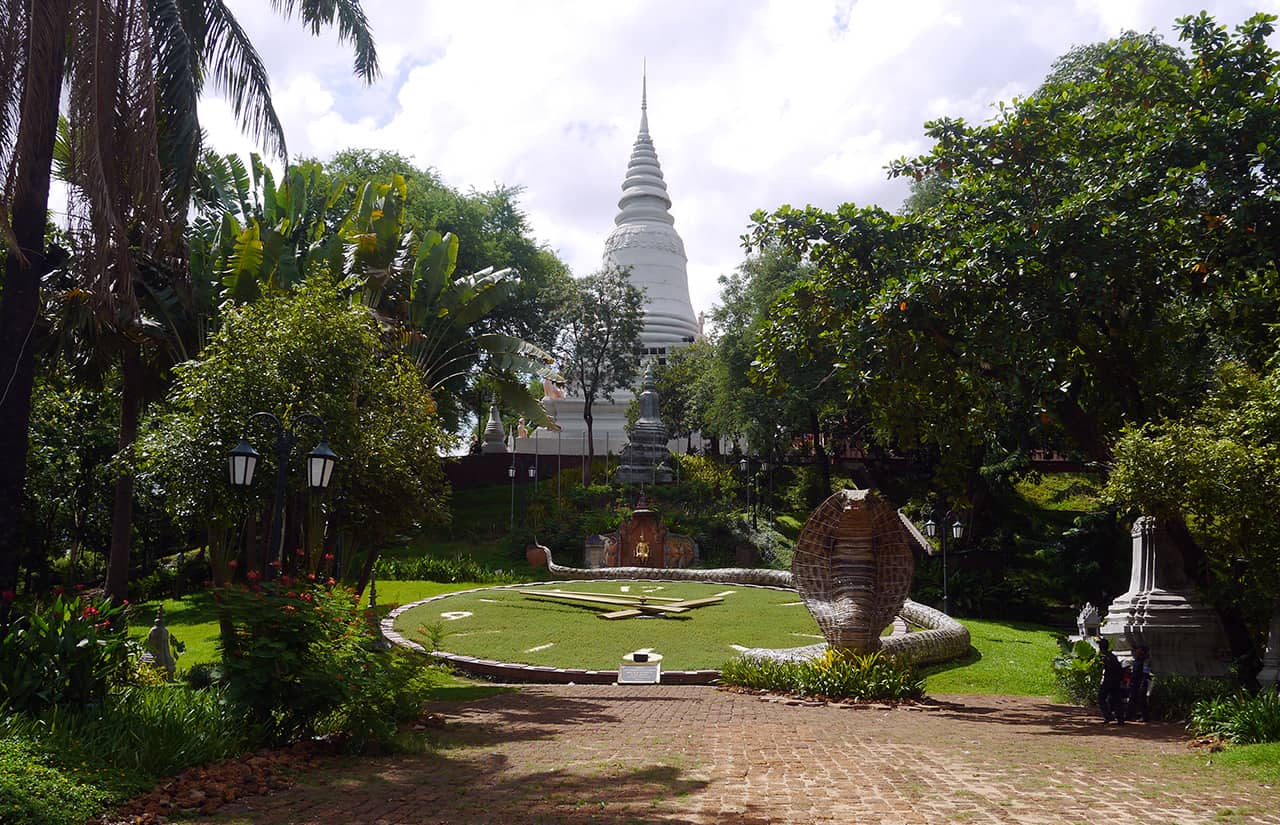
top-left (203, 686), bottom-right (1279, 825)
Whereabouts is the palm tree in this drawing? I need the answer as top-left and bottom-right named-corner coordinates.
top-left (0, 0), bottom-right (379, 603)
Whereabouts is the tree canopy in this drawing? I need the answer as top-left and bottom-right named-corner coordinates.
top-left (551, 265), bottom-right (645, 483)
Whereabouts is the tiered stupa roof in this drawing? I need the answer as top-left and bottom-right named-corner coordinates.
top-left (603, 74), bottom-right (702, 351)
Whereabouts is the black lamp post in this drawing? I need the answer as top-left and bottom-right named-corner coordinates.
top-left (228, 412), bottom-right (337, 576)
top-left (508, 461), bottom-right (517, 530)
top-left (923, 512), bottom-right (964, 615)
top-left (738, 457), bottom-right (760, 529)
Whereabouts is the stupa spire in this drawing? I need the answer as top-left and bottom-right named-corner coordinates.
top-left (641, 60), bottom-right (648, 133)
top-left (615, 69), bottom-right (673, 227)
top-left (602, 70), bottom-right (701, 350)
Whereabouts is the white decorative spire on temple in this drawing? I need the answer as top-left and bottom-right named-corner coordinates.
top-left (603, 69), bottom-right (702, 352)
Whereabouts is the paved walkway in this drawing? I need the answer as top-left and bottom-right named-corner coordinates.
top-left (200, 686), bottom-right (1278, 825)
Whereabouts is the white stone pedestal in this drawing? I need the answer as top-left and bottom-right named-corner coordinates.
top-left (1101, 517), bottom-right (1231, 677)
top-left (618, 652), bottom-right (662, 684)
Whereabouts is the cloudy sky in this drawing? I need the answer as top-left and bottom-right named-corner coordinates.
top-left (206, 0), bottom-right (1273, 318)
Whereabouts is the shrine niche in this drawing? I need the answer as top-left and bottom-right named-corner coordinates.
top-left (589, 497), bottom-right (697, 569)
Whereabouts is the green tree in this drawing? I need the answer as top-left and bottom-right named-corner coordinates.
top-left (341, 175), bottom-right (562, 431)
top-left (1105, 362), bottom-right (1280, 662)
top-left (321, 149), bottom-right (573, 352)
top-left (653, 338), bottom-right (717, 453)
top-left (750, 12), bottom-right (1280, 481)
top-left (552, 266), bottom-right (645, 484)
top-left (140, 278), bottom-right (447, 591)
top-left (711, 247), bottom-right (841, 496)
top-left (0, 0), bottom-right (379, 604)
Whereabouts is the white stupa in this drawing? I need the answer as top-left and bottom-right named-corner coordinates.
top-left (604, 73), bottom-right (702, 354)
top-left (531, 74), bottom-right (702, 454)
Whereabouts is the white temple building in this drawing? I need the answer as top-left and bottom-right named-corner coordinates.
top-left (518, 76), bottom-right (702, 456)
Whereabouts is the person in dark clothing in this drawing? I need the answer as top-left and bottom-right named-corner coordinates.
top-left (1098, 638), bottom-right (1126, 724)
top-left (1127, 645), bottom-right (1153, 722)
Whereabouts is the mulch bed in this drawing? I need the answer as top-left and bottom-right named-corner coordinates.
top-left (94, 740), bottom-right (333, 824)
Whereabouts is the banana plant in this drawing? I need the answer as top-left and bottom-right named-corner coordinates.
top-left (191, 152), bottom-right (351, 306)
top-left (343, 178), bottom-right (561, 431)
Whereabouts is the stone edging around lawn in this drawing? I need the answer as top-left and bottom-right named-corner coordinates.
top-left (382, 579), bottom-right (838, 685)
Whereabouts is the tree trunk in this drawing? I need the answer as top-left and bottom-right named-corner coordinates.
top-left (1053, 393), bottom-right (1111, 464)
top-left (809, 407), bottom-right (831, 500)
top-left (0, 0), bottom-right (72, 608)
top-left (105, 340), bottom-right (143, 601)
top-left (582, 399), bottom-right (594, 486)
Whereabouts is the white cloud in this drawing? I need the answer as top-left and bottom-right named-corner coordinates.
top-left (209, 0), bottom-right (1274, 316)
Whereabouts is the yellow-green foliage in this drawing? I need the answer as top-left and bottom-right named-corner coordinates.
top-left (675, 454), bottom-right (737, 494)
top-left (720, 648), bottom-right (923, 701)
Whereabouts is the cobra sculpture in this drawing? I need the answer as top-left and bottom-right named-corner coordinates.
top-left (539, 488), bottom-right (970, 667)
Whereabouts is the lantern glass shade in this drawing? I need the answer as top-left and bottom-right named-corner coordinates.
top-left (951, 520), bottom-right (964, 540)
top-left (508, 466), bottom-right (516, 479)
top-left (739, 459), bottom-right (748, 473)
top-left (923, 518), bottom-right (938, 538)
top-left (528, 465), bottom-right (536, 479)
top-left (228, 439), bottom-right (260, 487)
top-left (306, 441), bottom-right (338, 490)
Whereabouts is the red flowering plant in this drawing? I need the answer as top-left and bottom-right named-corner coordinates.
top-left (215, 580), bottom-right (385, 743)
top-left (0, 593), bottom-right (132, 712)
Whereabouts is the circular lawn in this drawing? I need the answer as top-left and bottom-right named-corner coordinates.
top-left (392, 580), bottom-right (823, 671)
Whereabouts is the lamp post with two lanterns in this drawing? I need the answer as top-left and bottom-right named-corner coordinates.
top-left (923, 512), bottom-right (964, 616)
top-left (227, 412), bottom-right (337, 577)
top-left (738, 457), bottom-right (769, 530)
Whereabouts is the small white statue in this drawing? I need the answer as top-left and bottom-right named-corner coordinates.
top-left (145, 606), bottom-right (178, 678)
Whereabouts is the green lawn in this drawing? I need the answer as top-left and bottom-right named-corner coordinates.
top-left (130, 581), bottom-right (488, 668)
top-left (395, 581), bottom-right (823, 671)
top-left (1202, 742), bottom-right (1280, 785)
top-left (138, 580), bottom-right (1061, 698)
top-left (919, 617), bottom-right (1060, 696)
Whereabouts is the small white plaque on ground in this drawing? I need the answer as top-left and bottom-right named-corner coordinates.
top-left (618, 652), bottom-right (663, 684)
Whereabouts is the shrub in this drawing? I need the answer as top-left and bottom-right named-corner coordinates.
top-left (216, 580), bottom-right (435, 748)
top-left (0, 592), bottom-right (132, 712)
top-left (374, 554), bottom-right (515, 583)
top-left (217, 581), bottom-right (363, 740)
top-left (1149, 674), bottom-right (1234, 722)
top-left (316, 654), bottom-right (443, 751)
top-left (720, 649), bottom-right (923, 702)
top-left (0, 736), bottom-right (110, 825)
top-left (1051, 637), bottom-right (1100, 705)
top-left (1190, 691), bottom-right (1280, 743)
top-left (184, 662), bottom-right (225, 690)
top-left (0, 684), bottom-right (253, 825)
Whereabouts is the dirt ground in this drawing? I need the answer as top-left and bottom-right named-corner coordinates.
top-left (188, 685), bottom-right (1278, 825)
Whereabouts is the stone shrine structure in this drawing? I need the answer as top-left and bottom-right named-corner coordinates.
top-left (534, 74), bottom-right (701, 453)
top-left (480, 400), bottom-right (508, 454)
top-left (1100, 516), bottom-right (1231, 676)
top-left (614, 366), bottom-right (673, 483)
top-left (583, 497), bottom-right (698, 569)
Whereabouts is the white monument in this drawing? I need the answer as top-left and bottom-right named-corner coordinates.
top-left (530, 74), bottom-right (701, 455)
top-left (1101, 517), bottom-right (1231, 676)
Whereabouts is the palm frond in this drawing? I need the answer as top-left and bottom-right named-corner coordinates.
top-left (149, 0), bottom-right (201, 210)
top-left (268, 0), bottom-right (379, 82)
top-left (200, 0), bottom-right (288, 159)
